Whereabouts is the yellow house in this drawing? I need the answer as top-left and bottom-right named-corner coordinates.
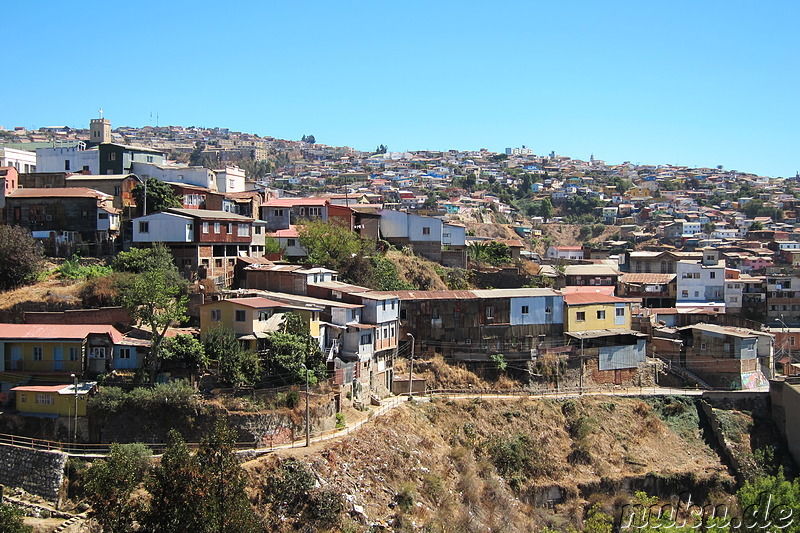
top-left (0, 324), bottom-right (124, 375)
top-left (199, 297), bottom-right (323, 351)
top-left (562, 293), bottom-right (633, 333)
top-left (11, 382), bottom-right (97, 417)
top-left (625, 186), bottom-right (653, 198)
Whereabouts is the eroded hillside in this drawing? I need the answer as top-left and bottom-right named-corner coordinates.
top-left (244, 395), bottom-right (734, 532)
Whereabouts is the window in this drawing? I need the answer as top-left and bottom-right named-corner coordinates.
top-left (33, 346), bottom-right (43, 361)
top-left (238, 224), bottom-right (250, 237)
top-left (308, 207), bottom-right (322, 217)
top-left (65, 160), bottom-right (70, 171)
top-left (701, 342), bottom-right (707, 350)
top-left (422, 227), bottom-right (431, 235)
top-left (360, 334), bottom-right (373, 345)
top-left (792, 337), bottom-right (796, 347)
top-left (147, 156), bottom-right (154, 163)
top-left (616, 307), bottom-right (625, 317)
top-left (119, 348), bottom-right (132, 359)
top-left (597, 310), bottom-right (606, 320)
top-left (214, 222), bottom-right (221, 233)
top-left (227, 223), bottom-right (233, 234)
top-left (521, 305), bottom-right (529, 314)
top-left (36, 394), bottom-right (53, 405)
top-left (682, 290), bottom-right (689, 297)
top-left (20, 394), bottom-right (26, 403)
top-left (486, 306), bottom-right (494, 318)
top-left (90, 347), bottom-right (107, 359)
top-left (202, 222), bottom-right (209, 233)
top-left (110, 152), bottom-right (116, 161)
top-left (545, 306), bottom-right (552, 314)
top-left (98, 213), bottom-right (108, 219)
top-left (254, 226), bottom-right (262, 234)
top-left (69, 347), bottom-right (80, 361)
top-left (576, 311), bottom-right (586, 322)
top-left (258, 311), bottom-right (270, 321)
top-left (287, 239), bottom-right (296, 247)
top-left (214, 258), bottom-right (222, 268)
top-left (400, 309), bottom-right (407, 319)
top-left (273, 209), bottom-right (284, 217)
top-left (235, 310), bottom-right (246, 322)
top-left (211, 309), bottom-right (221, 322)
top-left (139, 221), bottom-right (149, 233)
top-left (382, 301), bottom-right (386, 311)
top-left (391, 300), bottom-right (396, 310)
top-left (709, 272), bottom-right (716, 279)
top-left (114, 186), bottom-right (122, 196)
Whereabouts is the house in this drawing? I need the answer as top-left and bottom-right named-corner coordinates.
top-left (261, 197), bottom-right (329, 231)
top-left (368, 288), bottom-right (564, 361)
top-left (10, 381), bottom-right (97, 417)
top-left (676, 249), bottom-right (727, 307)
top-left (63, 173), bottom-right (140, 212)
top-left (132, 208), bottom-right (259, 284)
top-left (678, 323), bottom-right (772, 389)
top-left (546, 246), bottom-right (584, 261)
top-left (564, 264), bottom-right (620, 287)
top-left (621, 250), bottom-right (703, 274)
top-left (0, 146), bottom-right (37, 173)
top-left (198, 297), bottom-right (323, 354)
top-left (562, 292), bottom-right (647, 386)
top-left (378, 209), bottom-right (466, 267)
top-left (617, 273), bottom-right (677, 308)
top-left (0, 324), bottom-right (125, 399)
top-left (5, 187), bottom-right (121, 254)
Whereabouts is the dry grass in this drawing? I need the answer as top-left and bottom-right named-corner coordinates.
top-left (244, 396), bottom-right (732, 531)
top-left (385, 250), bottom-right (448, 290)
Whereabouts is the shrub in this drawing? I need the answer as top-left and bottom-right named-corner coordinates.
top-left (395, 482), bottom-right (416, 512)
top-left (0, 225), bottom-right (45, 291)
top-left (56, 255), bottom-right (113, 280)
top-left (335, 412), bottom-right (346, 429)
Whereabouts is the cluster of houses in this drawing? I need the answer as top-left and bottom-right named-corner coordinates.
top-left (3, 118), bottom-right (800, 419)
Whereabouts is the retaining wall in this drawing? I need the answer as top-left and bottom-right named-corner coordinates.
top-left (0, 443), bottom-right (67, 503)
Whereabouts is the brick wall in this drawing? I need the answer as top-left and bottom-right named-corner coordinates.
top-left (24, 307), bottom-right (132, 327)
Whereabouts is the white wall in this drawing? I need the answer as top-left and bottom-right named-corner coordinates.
top-left (131, 162), bottom-right (216, 190)
top-left (132, 212), bottom-right (193, 243)
top-left (0, 148), bottom-right (37, 173)
top-left (443, 224), bottom-right (466, 246)
top-left (378, 209), bottom-right (409, 238)
top-left (35, 146), bottom-right (98, 174)
top-left (215, 166), bottom-right (246, 193)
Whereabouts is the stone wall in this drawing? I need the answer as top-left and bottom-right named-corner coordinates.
top-left (0, 444), bottom-right (67, 503)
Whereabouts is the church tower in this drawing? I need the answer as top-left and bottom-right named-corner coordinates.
top-left (89, 109), bottom-right (111, 144)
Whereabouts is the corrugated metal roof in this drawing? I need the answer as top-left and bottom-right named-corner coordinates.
top-left (0, 324), bottom-right (123, 344)
top-left (563, 293), bottom-right (633, 305)
top-left (264, 197), bottom-right (329, 207)
top-left (8, 187), bottom-right (111, 199)
top-left (565, 265), bottom-right (620, 275)
top-left (566, 329), bottom-right (646, 339)
top-left (201, 297), bottom-right (287, 309)
top-left (679, 323), bottom-right (772, 338)
top-left (620, 273), bottom-right (677, 283)
top-left (167, 208), bottom-right (253, 221)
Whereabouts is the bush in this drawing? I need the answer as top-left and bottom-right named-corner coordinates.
top-left (56, 255), bottom-right (113, 280)
top-left (0, 503), bottom-right (32, 533)
top-left (395, 482), bottom-right (416, 512)
top-left (0, 225), bottom-right (45, 291)
top-left (335, 412), bottom-right (346, 429)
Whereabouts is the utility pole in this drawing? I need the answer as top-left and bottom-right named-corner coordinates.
top-left (406, 333), bottom-right (415, 398)
top-left (72, 374), bottom-right (79, 444)
top-left (301, 364), bottom-right (310, 447)
top-left (579, 337), bottom-right (584, 395)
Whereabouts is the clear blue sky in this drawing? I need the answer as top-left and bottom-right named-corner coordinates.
top-left (5, 0), bottom-right (798, 176)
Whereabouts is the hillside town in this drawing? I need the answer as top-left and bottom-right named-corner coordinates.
top-left (1, 118), bottom-right (800, 531)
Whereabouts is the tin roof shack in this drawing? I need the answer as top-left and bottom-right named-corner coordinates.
top-left (566, 329), bottom-right (648, 387)
top-left (678, 323), bottom-right (773, 390)
top-left (5, 187), bottom-right (121, 255)
top-left (374, 288), bottom-right (564, 361)
top-left (64, 173), bottom-right (139, 211)
top-left (618, 273), bottom-right (677, 308)
top-left (240, 264), bottom-right (337, 293)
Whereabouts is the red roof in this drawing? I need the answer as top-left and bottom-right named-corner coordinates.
top-left (206, 297), bottom-right (287, 309)
top-left (8, 187), bottom-right (111, 199)
top-left (11, 385), bottom-right (67, 393)
top-left (563, 286), bottom-right (616, 296)
top-left (0, 324), bottom-right (124, 343)
top-left (563, 293), bottom-right (631, 305)
top-left (267, 226), bottom-right (300, 238)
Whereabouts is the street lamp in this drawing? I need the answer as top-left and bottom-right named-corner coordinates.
top-left (406, 333), bottom-right (415, 398)
top-left (300, 363), bottom-right (310, 447)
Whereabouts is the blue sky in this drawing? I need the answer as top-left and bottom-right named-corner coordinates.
top-left (4, 1), bottom-right (798, 176)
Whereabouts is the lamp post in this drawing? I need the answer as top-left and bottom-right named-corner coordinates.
top-left (72, 374), bottom-right (78, 444)
top-left (300, 363), bottom-right (310, 447)
top-left (406, 333), bottom-right (415, 398)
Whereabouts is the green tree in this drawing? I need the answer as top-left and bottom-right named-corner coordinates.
top-left (142, 423), bottom-right (261, 533)
top-left (161, 334), bottom-right (208, 371)
top-left (298, 219), bottom-right (369, 272)
top-left (132, 177), bottom-right (183, 215)
top-left (112, 243), bottom-right (177, 274)
top-left (736, 471), bottom-right (800, 533)
top-left (749, 221), bottom-right (764, 231)
top-left (0, 225), bottom-right (45, 291)
top-left (263, 237), bottom-right (282, 255)
top-left (0, 503), bottom-right (32, 533)
top-left (491, 353), bottom-right (507, 373)
top-left (265, 312), bottom-right (325, 385)
top-left (118, 262), bottom-right (188, 381)
top-left (583, 503), bottom-right (613, 533)
top-left (205, 326), bottom-right (260, 387)
top-left (84, 443), bottom-right (153, 533)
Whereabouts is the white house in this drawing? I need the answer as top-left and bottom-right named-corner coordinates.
top-left (131, 162), bottom-right (217, 190)
top-left (215, 166), bottom-right (246, 193)
top-left (676, 249), bottom-right (726, 305)
top-left (132, 211), bottom-right (194, 243)
top-left (546, 246), bottom-right (584, 260)
top-left (0, 147), bottom-right (37, 173)
top-left (35, 143), bottom-right (97, 174)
